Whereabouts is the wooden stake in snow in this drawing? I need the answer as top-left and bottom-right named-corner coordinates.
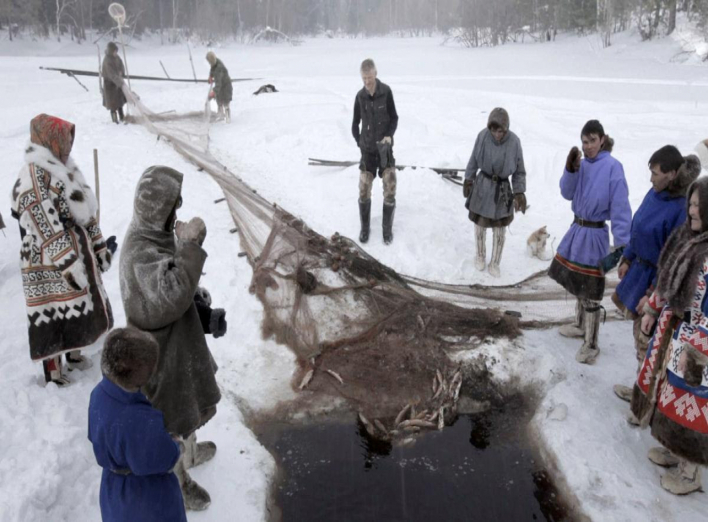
top-left (93, 149), bottom-right (101, 224)
top-left (96, 44), bottom-right (104, 96)
top-left (187, 41), bottom-right (198, 83)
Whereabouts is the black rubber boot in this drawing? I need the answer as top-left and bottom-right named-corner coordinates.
top-left (359, 198), bottom-right (371, 243)
top-left (118, 107), bottom-right (125, 122)
top-left (110, 110), bottom-right (118, 124)
top-left (382, 201), bottom-right (395, 245)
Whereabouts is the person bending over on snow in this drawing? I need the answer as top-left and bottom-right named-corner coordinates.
top-left (631, 174), bottom-right (708, 496)
top-left (612, 147), bottom-right (700, 404)
top-left (10, 114), bottom-right (116, 386)
top-left (463, 107), bottom-right (527, 278)
top-left (206, 51), bottom-right (233, 123)
top-left (102, 42), bottom-right (127, 124)
top-left (352, 58), bottom-right (399, 245)
top-left (549, 119), bottom-right (631, 365)
top-left (120, 166), bottom-right (225, 511)
top-left (88, 328), bottom-right (187, 522)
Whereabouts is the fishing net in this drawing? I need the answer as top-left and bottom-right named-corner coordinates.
top-left (123, 85), bottom-right (619, 440)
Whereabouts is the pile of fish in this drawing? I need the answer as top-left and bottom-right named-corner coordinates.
top-left (358, 367), bottom-right (463, 445)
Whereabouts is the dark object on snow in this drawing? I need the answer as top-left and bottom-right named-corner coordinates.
top-left (194, 291), bottom-right (228, 338)
top-left (0, 210), bottom-right (5, 233)
top-left (89, 328), bottom-right (186, 522)
top-left (120, 166), bottom-right (220, 437)
top-left (253, 84), bottom-right (278, 95)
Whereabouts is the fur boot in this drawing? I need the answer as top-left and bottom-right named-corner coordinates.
top-left (488, 227), bottom-right (505, 278)
top-left (176, 457), bottom-right (212, 511)
top-left (359, 198), bottom-right (371, 243)
top-left (648, 447), bottom-right (680, 468)
top-left (559, 299), bottom-right (585, 338)
top-left (661, 459), bottom-right (703, 495)
top-left (576, 301), bottom-right (601, 364)
top-left (224, 105), bottom-right (231, 124)
top-left (43, 356), bottom-right (71, 386)
top-left (382, 201), bottom-right (395, 245)
top-left (66, 350), bottom-right (93, 371)
top-left (183, 433), bottom-right (217, 470)
top-left (474, 225), bottom-right (486, 271)
top-left (613, 384), bottom-right (633, 402)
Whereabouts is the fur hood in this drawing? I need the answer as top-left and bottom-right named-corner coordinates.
top-left (667, 154), bottom-right (701, 197)
top-left (487, 107), bottom-right (509, 132)
top-left (601, 135), bottom-right (614, 153)
top-left (23, 142), bottom-right (98, 226)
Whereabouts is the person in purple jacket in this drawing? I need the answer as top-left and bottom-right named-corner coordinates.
top-left (549, 120), bottom-right (632, 364)
top-left (611, 148), bottom-right (700, 401)
top-left (88, 328), bottom-right (187, 522)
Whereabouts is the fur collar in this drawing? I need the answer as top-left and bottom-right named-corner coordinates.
top-left (667, 154), bottom-right (701, 198)
top-left (24, 142), bottom-right (97, 226)
top-left (657, 224), bottom-right (708, 314)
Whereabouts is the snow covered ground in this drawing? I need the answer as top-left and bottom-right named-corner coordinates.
top-left (1, 28), bottom-right (707, 521)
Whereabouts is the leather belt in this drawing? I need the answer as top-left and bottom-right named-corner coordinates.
top-left (573, 215), bottom-right (605, 229)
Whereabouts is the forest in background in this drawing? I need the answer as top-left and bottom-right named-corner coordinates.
top-left (0, 0), bottom-right (707, 51)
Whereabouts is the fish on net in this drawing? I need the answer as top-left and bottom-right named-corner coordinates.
top-left (123, 85), bottom-right (617, 442)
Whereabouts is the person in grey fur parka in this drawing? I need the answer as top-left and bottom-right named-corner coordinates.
top-left (102, 42), bottom-right (127, 124)
top-left (120, 166), bottom-right (220, 511)
top-left (463, 108), bottom-right (527, 277)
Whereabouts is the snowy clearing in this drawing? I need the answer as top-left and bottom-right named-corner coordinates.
top-left (1, 29), bottom-right (708, 521)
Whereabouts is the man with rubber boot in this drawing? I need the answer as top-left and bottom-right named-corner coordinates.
top-left (352, 58), bottom-right (399, 244)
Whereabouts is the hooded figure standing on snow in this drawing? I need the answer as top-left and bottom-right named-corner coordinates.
top-left (102, 42), bottom-right (127, 124)
top-left (630, 174), bottom-right (708, 496)
top-left (352, 58), bottom-right (399, 245)
top-left (206, 51), bottom-right (233, 123)
top-left (120, 166), bottom-right (222, 511)
top-left (10, 114), bottom-right (116, 386)
top-left (463, 107), bottom-right (527, 278)
top-left (549, 119), bottom-right (631, 365)
top-left (612, 147), bottom-right (700, 404)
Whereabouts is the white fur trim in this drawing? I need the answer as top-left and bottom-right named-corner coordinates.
top-left (695, 141), bottom-right (708, 173)
top-left (24, 142), bottom-right (98, 226)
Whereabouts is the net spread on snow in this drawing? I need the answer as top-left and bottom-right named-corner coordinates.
top-left (124, 86), bottom-right (619, 437)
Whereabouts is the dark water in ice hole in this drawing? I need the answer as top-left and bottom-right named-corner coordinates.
top-left (257, 404), bottom-right (573, 522)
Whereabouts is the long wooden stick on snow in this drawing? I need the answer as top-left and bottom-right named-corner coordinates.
top-left (40, 67), bottom-right (260, 84)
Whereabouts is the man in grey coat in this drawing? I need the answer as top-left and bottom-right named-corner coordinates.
top-left (120, 166), bottom-right (221, 511)
top-left (463, 108), bottom-right (527, 277)
top-left (102, 42), bottom-right (127, 124)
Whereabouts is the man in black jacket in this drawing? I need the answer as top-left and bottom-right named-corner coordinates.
top-left (352, 58), bottom-right (399, 244)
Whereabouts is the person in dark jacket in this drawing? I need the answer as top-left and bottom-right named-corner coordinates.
top-left (463, 108), bottom-right (526, 278)
top-left (120, 166), bottom-right (223, 511)
top-left (352, 58), bottom-right (399, 244)
top-left (612, 147), bottom-right (700, 403)
top-left (102, 42), bottom-right (127, 124)
top-left (206, 51), bottom-right (233, 123)
top-left (88, 328), bottom-right (187, 522)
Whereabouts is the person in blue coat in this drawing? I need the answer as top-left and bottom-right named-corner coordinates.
top-left (88, 327), bottom-right (187, 522)
top-left (612, 147), bottom-right (701, 402)
top-left (549, 119), bottom-right (632, 364)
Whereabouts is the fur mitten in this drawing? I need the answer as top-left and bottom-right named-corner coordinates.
top-left (62, 261), bottom-right (89, 290)
top-left (684, 346), bottom-right (708, 387)
top-left (566, 146), bottom-right (581, 173)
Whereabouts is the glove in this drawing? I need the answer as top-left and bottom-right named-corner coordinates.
top-left (106, 235), bottom-right (118, 255)
top-left (380, 136), bottom-right (392, 145)
top-left (62, 262), bottom-right (89, 291)
top-left (463, 179), bottom-right (473, 198)
top-left (208, 90), bottom-right (215, 99)
top-left (600, 246), bottom-right (625, 273)
top-left (210, 308), bottom-right (227, 338)
top-left (514, 193), bottom-right (527, 214)
top-left (175, 217), bottom-right (207, 246)
top-left (566, 146), bottom-right (582, 173)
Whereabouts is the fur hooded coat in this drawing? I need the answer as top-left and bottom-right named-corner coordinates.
top-left (631, 175), bottom-right (708, 465)
top-left (119, 166), bottom-right (220, 437)
top-left (10, 114), bottom-right (113, 361)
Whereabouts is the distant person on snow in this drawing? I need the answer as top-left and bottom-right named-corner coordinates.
top-left (611, 147), bottom-right (699, 404)
top-left (206, 51), bottom-right (233, 123)
top-left (120, 166), bottom-right (226, 511)
top-left (463, 107), bottom-right (527, 278)
top-left (631, 175), bottom-right (708, 496)
top-left (352, 58), bottom-right (399, 245)
top-left (549, 119), bottom-right (631, 365)
top-left (10, 114), bottom-right (116, 386)
top-left (102, 42), bottom-right (127, 124)
top-left (88, 328), bottom-right (187, 522)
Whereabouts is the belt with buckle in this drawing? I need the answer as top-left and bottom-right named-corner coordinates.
top-left (573, 215), bottom-right (605, 229)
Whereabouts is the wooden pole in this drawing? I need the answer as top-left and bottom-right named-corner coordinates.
top-left (97, 44), bottom-right (104, 97)
top-left (187, 41), bottom-right (198, 83)
top-left (93, 149), bottom-right (100, 224)
top-left (159, 60), bottom-right (171, 79)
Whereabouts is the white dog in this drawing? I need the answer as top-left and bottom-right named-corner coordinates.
top-left (527, 226), bottom-right (552, 261)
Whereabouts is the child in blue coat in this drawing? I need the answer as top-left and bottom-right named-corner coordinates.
top-left (88, 328), bottom-right (187, 522)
